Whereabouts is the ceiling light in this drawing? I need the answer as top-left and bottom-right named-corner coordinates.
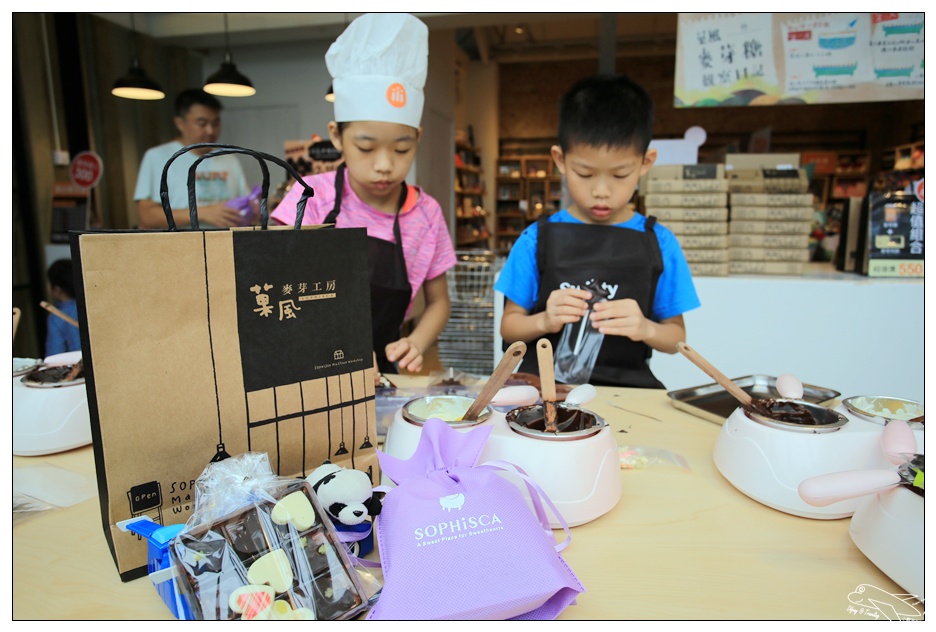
top-left (203, 13), bottom-right (256, 97)
top-left (112, 13), bottom-right (165, 100)
top-left (515, 25), bottom-right (524, 35)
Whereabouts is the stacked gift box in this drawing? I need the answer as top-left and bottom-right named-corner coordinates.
top-left (639, 164), bottom-right (729, 276)
top-left (726, 169), bottom-right (814, 275)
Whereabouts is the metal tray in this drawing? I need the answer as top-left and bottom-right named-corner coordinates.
top-left (667, 374), bottom-right (841, 425)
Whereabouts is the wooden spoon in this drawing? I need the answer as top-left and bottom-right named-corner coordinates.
top-left (462, 341), bottom-right (527, 422)
top-left (537, 339), bottom-right (559, 433)
top-left (676, 342), bottom-right (754, 408)
top-left (40, 300), bottom-right (79, 328)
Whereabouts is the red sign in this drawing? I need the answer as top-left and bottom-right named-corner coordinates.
top-left (787, 30), bottom-right (812, 41)
top-left (872, 13), bottom-right (899, 24)
top-left (70, 151), bottom-right (103, 189)
top-left (915, 178), bottom-right (924, 202)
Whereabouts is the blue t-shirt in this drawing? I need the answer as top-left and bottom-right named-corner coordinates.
top-left (494, 210), bottom-right (701, 322)
top-left (45, 299), bottom-right (81, 357)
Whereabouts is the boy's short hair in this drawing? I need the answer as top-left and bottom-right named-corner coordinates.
top-left (175, 89), bottom-right (223, 118)
top-left (557, 74), bottom-right (655, 154)
top-left (47, 259), bottom-right (75, 298)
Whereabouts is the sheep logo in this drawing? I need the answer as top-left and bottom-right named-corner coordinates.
top-left (439, 493), bottom-right (465, 512)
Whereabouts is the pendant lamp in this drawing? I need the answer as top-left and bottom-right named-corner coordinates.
top-left (112, 13), bottom-right (165, 100)
top-left (204, 13), bottom-right (256, 97)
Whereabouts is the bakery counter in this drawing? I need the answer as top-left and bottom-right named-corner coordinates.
top-left (13, 379), bottom-right (906, 620)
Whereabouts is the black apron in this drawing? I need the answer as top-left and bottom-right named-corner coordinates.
top-left (324, 164), bottom-right (411, 374)
top-left (515, 214), bottom-right (666, 389)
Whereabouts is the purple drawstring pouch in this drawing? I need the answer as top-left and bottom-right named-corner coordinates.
top-left (367, 418), bottom-right (585, 620)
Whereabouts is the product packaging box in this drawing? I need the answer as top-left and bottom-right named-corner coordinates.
top-left (859, 187), bottom-right (924, 277)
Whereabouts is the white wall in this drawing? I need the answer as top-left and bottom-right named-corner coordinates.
top-left (649, 274), bottom-right (925, 402)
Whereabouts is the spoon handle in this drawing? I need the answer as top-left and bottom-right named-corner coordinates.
top-left (676, 342), bottom-right (753, 407)
top-left (537, 339), bottom-right (559, 432)
top-left (537, 339), bottom-right (557, 403)
top-left (462, 341), bottom-right (527, 422)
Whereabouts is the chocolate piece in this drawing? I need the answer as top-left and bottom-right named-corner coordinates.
top-left (173, 531), bottom-right (247, 620)
top-left (310, 569), bottom-right (363, 620)
top-left (221, 507), bottom-right (272, 564)
top-left (747, 398), bottom-right (818, 424)
top-left (287, 528), bottom-right (333, 578)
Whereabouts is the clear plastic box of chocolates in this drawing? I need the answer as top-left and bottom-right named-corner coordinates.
top-left (168, 462), bottom-right (369, 621)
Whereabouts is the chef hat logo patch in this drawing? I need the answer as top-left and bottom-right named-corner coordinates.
top-left (387, 83), bottom-right (407, 108)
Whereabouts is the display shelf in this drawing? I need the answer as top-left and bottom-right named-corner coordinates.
top-left (455, 142), bottom-right (491, 249)
top-left (494, 154), bottom-right (563, 251)
top-left (880, 142), bottom-right (924, 171)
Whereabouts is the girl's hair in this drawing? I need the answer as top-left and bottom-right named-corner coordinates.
top-left (557, 74), bottom-right (655, 154)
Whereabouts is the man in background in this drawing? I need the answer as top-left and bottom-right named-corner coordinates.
top-left (134, 88), bottom-right (249, 228)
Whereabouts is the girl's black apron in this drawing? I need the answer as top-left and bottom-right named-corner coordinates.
top-left (515, 214), bottom-right (666, 389)
top-left (324, 164), bottom-right (411, 374)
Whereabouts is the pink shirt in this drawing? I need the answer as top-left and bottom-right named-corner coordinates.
top-left (271, 171), bottom-right (457, 318)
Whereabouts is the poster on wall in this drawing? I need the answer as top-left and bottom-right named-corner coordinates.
top-left (675, 12), bottom-right (924, 107)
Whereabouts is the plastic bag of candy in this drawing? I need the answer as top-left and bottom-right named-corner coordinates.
top-left (162, 453), bottom-right (371, 620)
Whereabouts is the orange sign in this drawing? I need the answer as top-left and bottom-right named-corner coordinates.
top-left (386, 83), bottom-right (407, 108)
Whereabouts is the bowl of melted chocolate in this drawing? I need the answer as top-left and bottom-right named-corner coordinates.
top-left (505, 403), bottom-right (607, 441)
top-left (743, 398), bottom-right (848, 433)
top-left (20, 361), bottom-right (85, 388)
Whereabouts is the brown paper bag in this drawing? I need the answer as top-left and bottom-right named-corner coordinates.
top-left (71, 144), bottom-right (379, 581)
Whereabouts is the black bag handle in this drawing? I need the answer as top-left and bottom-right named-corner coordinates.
top-left (159, 142), bottom-right (315, 231)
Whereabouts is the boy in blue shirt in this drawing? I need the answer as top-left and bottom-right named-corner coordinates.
top-left (495, 74), bottom-right (700, 388)
top-left (45, 258), bottom-right (81, 357)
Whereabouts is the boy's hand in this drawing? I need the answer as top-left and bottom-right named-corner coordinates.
top-left (385, 337), bottom-right (423, 373)
top-left (591, 298), bottom-right (654, 341)
top-left (542, 288), bottom-right (592, 334)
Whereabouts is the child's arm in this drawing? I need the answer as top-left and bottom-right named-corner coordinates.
top-left (385, 273), bottom-right (451, 373)
top-left (590, 298), bottom-right (686, 354)
top-left (500, 288), bottom-right (592, 343)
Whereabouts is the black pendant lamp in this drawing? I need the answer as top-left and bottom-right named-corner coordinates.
top-left (204, 13), bottom-right (256, 97)
top-left (112, 13), bottom-right (165, 100)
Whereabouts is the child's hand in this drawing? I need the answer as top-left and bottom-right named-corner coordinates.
top-left (591, 298), bottom-right (654, 341)
top-left (385, 337), bottom-right (423, 373)
top-left (543, 288), bottom-right (592, 333)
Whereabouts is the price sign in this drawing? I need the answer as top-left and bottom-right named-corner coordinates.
top-left (70, 151), bottom-right (103, 189)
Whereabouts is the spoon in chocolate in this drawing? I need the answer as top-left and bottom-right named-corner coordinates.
top-left (462, 341), bottom-right (527, 423)
top-left (537, 339), bottom-right (559, 433)
top-left (676, 342), bottom-right (814, 421)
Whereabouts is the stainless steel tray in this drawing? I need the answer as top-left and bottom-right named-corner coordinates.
top-left (667, 374), bottom-right (841, 425)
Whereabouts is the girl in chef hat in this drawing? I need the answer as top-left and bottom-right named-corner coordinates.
top-left (272, 13), bottom-right (456, 377)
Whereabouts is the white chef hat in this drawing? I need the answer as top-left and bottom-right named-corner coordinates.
top-left (326, 13), bottom-right (428, 129)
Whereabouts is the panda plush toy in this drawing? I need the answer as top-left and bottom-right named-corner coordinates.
top-left (306, 463), bottom-right (382, 556)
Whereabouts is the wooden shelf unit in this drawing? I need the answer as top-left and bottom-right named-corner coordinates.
top-left (455, 142), bottom-right (491, 248)
top-left (801, 149), bottom-right (871, 208)
top-left (494, 155), bottom-right (562, 252)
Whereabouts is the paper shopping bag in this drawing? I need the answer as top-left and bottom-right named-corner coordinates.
top-left (71, 144), bottom-right (380, 581)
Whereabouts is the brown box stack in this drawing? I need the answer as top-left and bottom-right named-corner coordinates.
top-left (727, 170), bottom-right (814, 275)
top-left (639, 164), bottom-right (729, 276)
